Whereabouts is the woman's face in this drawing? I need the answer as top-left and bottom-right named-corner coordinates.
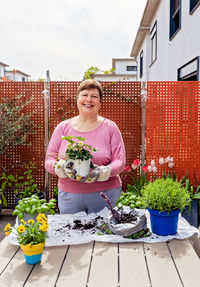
top-left (77, 88), bottom-right (101, 115)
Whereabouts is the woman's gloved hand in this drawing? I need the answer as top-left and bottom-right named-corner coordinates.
top-left (54, 159), bottom-right (76, 179)
top-left (80, 164), bottom-right (111, 183)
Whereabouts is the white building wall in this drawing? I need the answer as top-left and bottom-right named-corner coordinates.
top-left (115, 60), bottom-right (137, 75)
top-left (136, 0), bottom-right (200, 81)
top-left (93, 74), bottom-right (137, 81)
top-left (0, 65), bottom-right (5, 77)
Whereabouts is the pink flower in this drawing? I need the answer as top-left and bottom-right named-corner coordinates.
top-left (131, 164), bottom-right (138, 170)
top-left (124, 166), bottom-right (131, 172)
top-left (143, 166), bottom-right (148, 173)
top-left (168, 162), bottom-right (175, 168)
top-left (150, 159), bottom-right (156, 167)
top-left (165, 156), bottom-right (174, 163)
top-left (148, 165), bottom-right (153, 172)
top-left (133, 159), bottom-right (140, 166)
top-left (159, 157), bottom-right (165, 165)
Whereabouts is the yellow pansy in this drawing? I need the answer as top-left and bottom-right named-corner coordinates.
top-left (5, 231), bottom-right (11, 236)
top-left (40, 213), bottom-right (48, 221)
top-left (39, 225), bottom-right (46, 232)
top-left (4, 223), bottom-right (11, 231)
top-left (27, 219), bottom-right (35, 224)
top-left (18, 225), bottom-right (25, 233)
top-left (20, 219), bottom-right (26, 224)
top-left (36, 215), bottom-right (43, 223)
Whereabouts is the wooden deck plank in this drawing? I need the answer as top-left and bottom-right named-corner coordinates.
top-left (0, 248), bottom-right (33, 287)
top-left (168, 239), bottom-right (200, 287)
top-left (24, 245), bottom-right (68, 287)
top-left (56, 242), bottom-right (93, 287)
top-left (87, 242), bottom-right (118, 287)
top-left (144, 242), bottom-right (182, 287)
top-left (0, 239), bottom-right (19, 274)
top-left (119, 242), bottom-right (150, 287)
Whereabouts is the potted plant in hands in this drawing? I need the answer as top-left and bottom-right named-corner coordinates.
top-left (12, 195), bottom-right (56, 224)
top-left (4, 213), bottom-right (48, 264)
top-left (61, 135), bottom-right (97, 179)
top-left (142, 178), bottom-right (191, 236)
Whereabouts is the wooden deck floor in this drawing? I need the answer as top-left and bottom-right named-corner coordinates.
top-left (0, 238), bottom-right (200, 287)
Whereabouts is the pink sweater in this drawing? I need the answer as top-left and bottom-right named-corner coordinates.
top-left (45, 118), bottom-right (126, 194)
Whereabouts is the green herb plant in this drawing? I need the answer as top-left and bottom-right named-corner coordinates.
top-left (142, 178), bottom-right (191, 212)
top-left (12, 195), bottom-right (56, 220)
top-left (13, 161), bottom-right (40, 198)
top-left (61, 136), bottom-right (97, 161)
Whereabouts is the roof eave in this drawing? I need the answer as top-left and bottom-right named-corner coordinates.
top-left (130, 0), bottom-right (161, 57)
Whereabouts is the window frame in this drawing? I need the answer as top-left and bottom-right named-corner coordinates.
top-left (150, 21), bottom-right (157, 65)
top-left (190, 0), bottom-right (200, 14)
top-left (169, 0), bottom-right (181, 40)
top-left (139, 50), bottom-right (143, 78)
top-left (177, 56), bottom-right (199, 81)
top-left (126, 66), bottom-right (137, 72)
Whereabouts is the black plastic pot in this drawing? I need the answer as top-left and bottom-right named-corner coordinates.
top-left (15, 191), bottom-right (45, 206)
top-left (181, 199), bottom-right (199, 228)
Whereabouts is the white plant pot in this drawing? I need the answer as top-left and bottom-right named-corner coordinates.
top-left (73, 159), bottom-right (91, 177)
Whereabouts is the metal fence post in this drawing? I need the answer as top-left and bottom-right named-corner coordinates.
top-left (44, 72), bottom-right (50, 200)
top-left (141, 81), bottom-right (147, 171)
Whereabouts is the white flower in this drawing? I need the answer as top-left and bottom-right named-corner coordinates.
top-left (165, 156), bottom-right (174, 163)
top-left (131, 164), bottom-right (138, 170)
top-left (168, 162), bottom-right (175, 168)
top-left (150, 160), bottom-right (156, 167)
top-left (148, 165), bottom-right (153, 172)
top-left (152, 166), bottom-right (157, 172)
top-left (159, 157), bottom-right (165, 165)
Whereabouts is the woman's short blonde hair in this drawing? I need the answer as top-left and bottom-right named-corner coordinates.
top-left (77, 79), bottom-right (103, 101)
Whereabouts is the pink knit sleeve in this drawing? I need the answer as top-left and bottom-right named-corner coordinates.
top-left (107, 122), bottom-right (126, 177)
top-left (45, 123), bottom-right (63, 175)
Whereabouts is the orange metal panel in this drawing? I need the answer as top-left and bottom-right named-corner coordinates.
top-left (146, 81), bottom-right (200, 187)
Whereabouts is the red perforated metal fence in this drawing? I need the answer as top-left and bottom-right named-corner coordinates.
top-left (0, 82), bottom-right (45, 208)
top-left (146, 81), bottom-right (200, 186)
top-left (49, 81), bottom-right (142, 196)
top-left (1, 81), bottom-right (200, 208)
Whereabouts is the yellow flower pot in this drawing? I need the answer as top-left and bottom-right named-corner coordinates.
top-left (20, 242), bottom-right (45, 264)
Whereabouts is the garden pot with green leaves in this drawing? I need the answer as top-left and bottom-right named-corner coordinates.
top-left (12, 195), bottom-right (56, 224)
top-left (4, 213), bottom-right (48, 264)
top-left (61, 135), bottom-right (97, 178)
top-left (142, 178), bottom-right (191, 235)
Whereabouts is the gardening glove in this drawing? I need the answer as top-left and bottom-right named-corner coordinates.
top-left (81, 163), bottom-right (111, 183)
top-left (54, 159), bottom-right (76, 179)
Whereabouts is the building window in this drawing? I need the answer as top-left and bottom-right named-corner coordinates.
top-left (140, 51), bottom-right (143, 78)
top-left (177, 57), bottom-right (199, 81)
top-left (150, 21), bottom-right (157, 64)
top-left (126, 66), bottom-right (137, 71)
top-left (190, 0), bottom-right (200, 13)
top-left (22, 77), bottom-right (26, 81)
top-left (170, 0), bottom-right (181, 39)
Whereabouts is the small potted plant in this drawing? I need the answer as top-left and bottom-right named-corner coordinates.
top-left (0, 173), bottom-right (9, 213)
top-left (61, 135), bottom-right (97, 178)
top-left (12, 194), bottom-right (56, 223)
top-left (4, 213), bottom-right (48, 264)
top-left (7, 161), bottom-right (45, 204)
top-left (142, 178), bottom-right (191, 236)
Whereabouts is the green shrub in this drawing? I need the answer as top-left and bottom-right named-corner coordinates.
top-left (142, 178), bottom-right (191, 212)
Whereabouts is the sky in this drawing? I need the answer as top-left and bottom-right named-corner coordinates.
top-left (1, 0), bottom-right (147, 81)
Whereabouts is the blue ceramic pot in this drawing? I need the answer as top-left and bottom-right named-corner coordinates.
top-left (148, 208), bottom-right (180, 236)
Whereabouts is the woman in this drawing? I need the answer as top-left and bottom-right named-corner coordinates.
top-left (45, 79), bottom-right (125, 214)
